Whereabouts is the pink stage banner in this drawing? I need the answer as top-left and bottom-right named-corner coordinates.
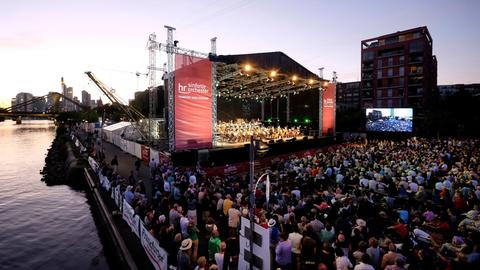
top-left (322, 83), bottom-right (336, 136)
top-left (174, 54), bottom-right (213, 150)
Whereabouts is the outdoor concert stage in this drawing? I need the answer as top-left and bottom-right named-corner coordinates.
top-left (170, 134), bottom-right (341, 169)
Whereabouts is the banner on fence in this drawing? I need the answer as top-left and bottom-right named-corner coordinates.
top-left (114, 186), bottom-right (121, 208)
top-left (122, 199), bottom-right (140, 237)
top-left (141, 145), bottom-right (150, 162)
top-left (88, 157), bottom-right (99, 173)
top-left (140, 223), bottom-right (168, 270)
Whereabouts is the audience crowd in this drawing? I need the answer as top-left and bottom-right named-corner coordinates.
top-left (88, 134), bottom-right (480, 270)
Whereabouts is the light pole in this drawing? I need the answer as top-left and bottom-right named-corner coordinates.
top-left (248, 136), bottom-right (270, 270)
top-left (248, 135), bottom-right (255, 270)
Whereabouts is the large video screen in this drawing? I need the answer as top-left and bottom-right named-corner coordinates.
top-left (366, 108), bottom-right (413, 132)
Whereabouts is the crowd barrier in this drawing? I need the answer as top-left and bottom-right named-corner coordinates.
top-left (108, 134), bottom-right (162, 163)
top-left (73, 134), bottom-right (169, 270)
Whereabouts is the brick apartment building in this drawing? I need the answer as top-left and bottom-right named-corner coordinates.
top-left (360, 26), bottom-right (437, 114)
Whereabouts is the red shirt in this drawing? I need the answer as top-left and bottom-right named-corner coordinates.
top-left (392, 223), bottom-right (408, 238)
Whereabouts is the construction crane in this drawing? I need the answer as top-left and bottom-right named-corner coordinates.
top-left (85, 71), bottom-right (148, 141)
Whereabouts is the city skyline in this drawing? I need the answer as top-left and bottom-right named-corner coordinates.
top-left (1, 0), bottom-right (479, 107)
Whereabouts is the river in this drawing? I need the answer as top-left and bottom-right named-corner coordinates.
top-left (0, 120), bottom-right (110, 270)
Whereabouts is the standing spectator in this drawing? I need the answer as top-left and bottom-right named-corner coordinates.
top-left (177, 239), bottom-right (192, 270)
top-left (149, 158), bottom-right (157, 178)
top-left (227, 203), bottom-right (241, 234)
top-left (134, 158), bottom-right (141, 175)
top-left (334, 247), bottom-right (352, 270)
top-left (208, 230), bottom-right (221, 262)
top-left (194, 256), bottom-right (207, 270)
top-left (288, 226), bottom-right (303, 270)
top-left (275, 232), bottom-right (292, 270)
top-left (366, 237), bottom-right (381, 269)
top-left (214, 242), bottom-right (226, 270)
top-left (354, 254), bottom-right (374, 270)
top-left (111, 155), bottom-right (118, 173)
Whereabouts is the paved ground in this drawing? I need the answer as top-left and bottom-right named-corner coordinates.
top-left (95, 140), bottom-right (154, 200)
top-left (76, 130), bottom-right (153, 197)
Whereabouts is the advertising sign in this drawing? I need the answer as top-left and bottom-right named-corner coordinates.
top-left (322, 83), bottom-right (336, 136)
top-left (122, 199), bottom-right (140, 237)
top-left (174, 54), bottom-right (213, 150)
top-left (141, 145), bottom-right (150, 162)
top-left (238, 217), bottom-right (270, 270)
top-left (140, 224), bottom-right (168, 270)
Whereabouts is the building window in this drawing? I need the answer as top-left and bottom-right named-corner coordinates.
top-left (377, 79), bottom-right (383, 87)
top-left (363, 51), bottom-right (374, 61)
top-left (388, 89), bottom-right (393, 97)
top-left (388, 58), bottom-right (393, 66)
top-left (376, 100), bottom-right (383, 107)
top-left (399, 77), bottom-right (404, 86)
top-left (409, 40), bottom-right (424, 53)
top-left (388, 68), bottom-right (393, 77)
top-left (399, 56), bottom-right (405, 65)
top-left (399, 66), bottom-right (404, 76)
top-left (377, 90), bottom-right (382, 98)
top-left (387, 99), bottom-right (393, 107)
top-left (377, 59), bottom-right (382, 68)
top-left (377, 70), bottom-right (382, 78)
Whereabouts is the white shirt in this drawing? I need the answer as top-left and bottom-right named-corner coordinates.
top-left (163, 181), bottom-right (171, 192)
top-left (288, 232), bottom-right (302, 254)
top-left (336, 256), bottom-right (353, 270)
top-left (228, 208), bottom-right (241, 228)
top-left (215, 253), bottom-right (224, 270)
top-left (359, 178), bottom-right (369, 188)
top-left (180, 216), bottom-right (189, 236)
top-left (189, 174), bottom-right (197, 186)
top-left (354, 262), bottom-right (375, 270)
top-left (368, 179), bottom-right (378, 191)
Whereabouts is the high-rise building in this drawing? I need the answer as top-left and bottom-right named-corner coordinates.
top-left (360, 26), bottom-right (437, 114)
top-left (438, 83), bottom-right (480, 98)
top-left (61, 77), bottom-right (67, 111)
top-left (73, 96), bottom-right (80, 111)
top-left (15, 92), bottom-right (34, 112)
top-left (81, 90), bottom-right (91, 108)
top-left (336, 81), bottom-right (361, 109)
top-left (11, 98), bottom-right (16, 110)
top-left (66, 87), bottom-right (74, 111)
top-left (97, 99), bottom-right (103, 107)
top-left (32, 96), bottom-right (46, 112)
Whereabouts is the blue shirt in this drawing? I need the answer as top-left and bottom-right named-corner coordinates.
top-left (124, 191), bottom-right (134, 205)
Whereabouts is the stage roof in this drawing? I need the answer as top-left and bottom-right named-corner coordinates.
top-left (211, 51), bottom-right (328, 100)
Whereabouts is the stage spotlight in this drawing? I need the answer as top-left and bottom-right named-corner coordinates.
top-left (308, 79), bottom-right (314, 85)
top-left (270, 70), bottom-right (277, 77)
top-left (244, 64), bottom-right (252, 72)
top-left (323, 81), bottom-right (329, 87)
top-left (292, 75), bottom-right (297, 81)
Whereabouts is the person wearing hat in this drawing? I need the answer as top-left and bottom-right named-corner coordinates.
top-left (177, 239), bottom-right (192, 270)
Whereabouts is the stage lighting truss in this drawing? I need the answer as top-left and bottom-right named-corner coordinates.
top-left (215, 62), bottom-right (325, 100)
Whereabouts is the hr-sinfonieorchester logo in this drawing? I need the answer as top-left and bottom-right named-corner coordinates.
top-left (178, 82), bottom-right (208, 94)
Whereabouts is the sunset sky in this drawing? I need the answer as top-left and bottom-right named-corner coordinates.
top-left (1, 0), bottom-right (479, 107)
